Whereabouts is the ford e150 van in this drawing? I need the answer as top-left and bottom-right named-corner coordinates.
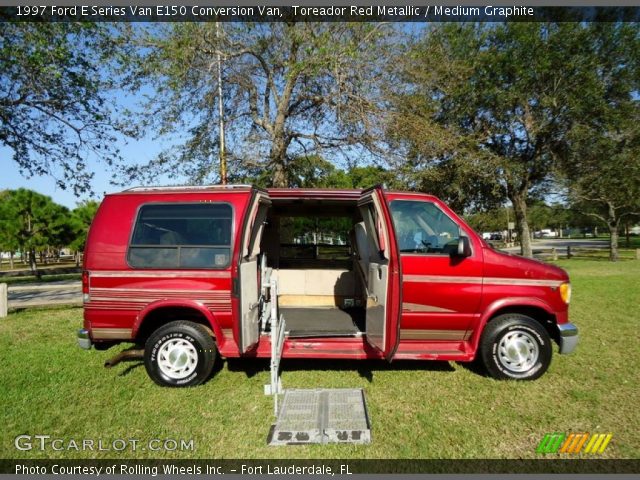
top-left (78, 185), bottom-right (578, 387)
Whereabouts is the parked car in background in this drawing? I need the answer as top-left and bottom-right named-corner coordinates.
top-left (534, 229), bottom-right (559, 239)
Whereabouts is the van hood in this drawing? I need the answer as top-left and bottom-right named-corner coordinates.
top-left (482, 246), bottom-right (569, 282)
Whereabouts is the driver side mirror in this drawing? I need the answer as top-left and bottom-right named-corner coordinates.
top-left (452, 237), bottom-right (472, 258)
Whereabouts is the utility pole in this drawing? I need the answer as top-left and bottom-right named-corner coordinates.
top-left (216, 21), bottom-right (227, 185)
top-left (504, 182), bottom-right (512, 245)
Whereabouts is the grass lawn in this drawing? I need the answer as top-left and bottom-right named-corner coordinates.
top-left (1, 259), bottom-right (638, 460)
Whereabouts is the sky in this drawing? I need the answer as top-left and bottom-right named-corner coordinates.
top-left (0, 113), bottom-right (167, 210)
top-left (0, 58), bottom-right (176, 209)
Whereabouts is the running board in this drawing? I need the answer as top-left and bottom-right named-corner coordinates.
top-left (267, 389), bottom-right (371, 445)
top-left (286, 330), bottom-right (363, 338)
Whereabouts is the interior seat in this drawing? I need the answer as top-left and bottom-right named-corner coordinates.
top-left (354, 222), bottom-right (370, 275)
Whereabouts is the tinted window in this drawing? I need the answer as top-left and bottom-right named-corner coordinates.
top-left (390, 200), bottom-right (462, 255)
top-left (128, 203), bottom-right (232, 269)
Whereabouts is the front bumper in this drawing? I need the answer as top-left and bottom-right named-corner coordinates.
top-left (77, 329), bottom-right (92, 350)
top-left (557, 323), bottom-right (579, 354)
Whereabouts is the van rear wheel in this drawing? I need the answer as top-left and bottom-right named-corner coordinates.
top-left (144, 321), bottom-right (216, 387)
top-left (479, 314), bottom-right (552, 380)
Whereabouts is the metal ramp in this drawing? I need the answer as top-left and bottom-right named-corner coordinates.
top-left (262, 277), bottom-right (371, 445)
top-left (267, 388), bottom-right (371, 445)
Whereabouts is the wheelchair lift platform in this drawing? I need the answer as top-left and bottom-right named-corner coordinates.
top-left (268, 388), bottom-right (371, 445)
top-left (263, 278), bottom-right (371, 445)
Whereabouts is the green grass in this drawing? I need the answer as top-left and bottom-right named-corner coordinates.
top-left (1, 260), bottom-right (638, 460)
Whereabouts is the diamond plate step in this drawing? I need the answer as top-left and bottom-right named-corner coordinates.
top-left (267, 388), bottom-right (371, 445)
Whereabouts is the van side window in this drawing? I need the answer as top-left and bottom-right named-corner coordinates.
top-left (128, 203), bottom-right (232, 269)
top-left (390, 200), bottom-right (462, 255)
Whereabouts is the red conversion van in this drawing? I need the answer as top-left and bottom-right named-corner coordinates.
top-left (78, 185), bottom-right (578, 386)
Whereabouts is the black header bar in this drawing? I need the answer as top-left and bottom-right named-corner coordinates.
top-left (1, 5), bottom-right (640, 22)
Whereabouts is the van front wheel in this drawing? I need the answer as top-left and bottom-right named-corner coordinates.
top-left (479, 314), bottom-right (552, 380)
top-left (144, 321), bottom-right (216, 387)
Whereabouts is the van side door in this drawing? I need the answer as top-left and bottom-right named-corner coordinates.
top-left (237, 189), bottom-right (271, 352)
top-left (357, 187), bottom-right (401, 360)
top-left (388, 197), bottom-right (483, 342)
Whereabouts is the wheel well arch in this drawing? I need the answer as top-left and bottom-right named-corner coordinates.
top-left (486, 305), bottom-right (560, 345)
top-left (135, 306), bottom-right (216, 344)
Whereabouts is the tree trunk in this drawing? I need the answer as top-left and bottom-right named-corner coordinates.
top-left (511, 192), bottom-right (533, 258)
top-left (609, 224), bottom-right (619, 262)
top-left (269, 137), bottom-right (289, 187)
top-left (606, 202), bottom-right (620, 262)
top-left (271, 162), bottom-right (288, 188)
top-left (29, 248), bottom-right (38, 274)
top-left (9, 252), bottom-right (14, 270)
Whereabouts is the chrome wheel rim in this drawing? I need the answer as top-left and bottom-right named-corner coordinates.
top-left (497, 330), bottom-right (539, 373)
top-left (157, 338), bottom-right (198, 379)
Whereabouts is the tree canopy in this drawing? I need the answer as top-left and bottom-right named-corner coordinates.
top-left (116, 22), bottom-right (393, 187)
top-left (0, 189), bottom-right (70, 271)
top-left (389, 23), bottom-right (631, 257)
top-left (559, 23), bottom-right (640, 260)
top-left (2, 22), bottom-right (639, 262)
top-left (0, 23), bottom-right (127, 195)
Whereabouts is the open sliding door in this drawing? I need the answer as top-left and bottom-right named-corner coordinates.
top-left (358, 186), bottom-right (401, 360)
top-left (238, 189), bottom-right (271, 352)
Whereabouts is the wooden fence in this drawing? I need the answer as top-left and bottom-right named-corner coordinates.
top-left (0, 283), bottom-right (82, 318)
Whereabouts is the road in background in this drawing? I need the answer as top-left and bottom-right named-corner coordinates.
top-left (7, 280), bottom-right (82, 309)
top-left (500, 238), bottom-right (609, 255)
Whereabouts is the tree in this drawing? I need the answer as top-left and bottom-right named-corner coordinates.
top-left (565, 127), bottom-right (640, 260)
top-left (0, 23), bottom-right (125, 195)
top-left (560, 23), bottom-right (639, 261)
top-left (69, 200), bottom-right (100, 265)
top-left (392, 23), bottom-right (613, 257)
top-left (0, 189), bottom-right (71, 273)
top-left (0, 190), bottom-right (20, 269)
top-left (465, 207), bottom-right (513, 235)
top-left (117, 23), bottom-right (393, 187)
top-left (232, 153), bottom-right (396, 190)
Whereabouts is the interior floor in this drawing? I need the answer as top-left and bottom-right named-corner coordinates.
top-left (282, 307), bottom-right (365, 338)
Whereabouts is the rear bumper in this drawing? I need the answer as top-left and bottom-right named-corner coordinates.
top-left (557, 323), bottom-right (579, 354)
top-left (77, 329), bottom-right (92, 350)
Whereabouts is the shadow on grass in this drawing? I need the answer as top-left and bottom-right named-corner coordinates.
top-left (113, 350), bottom-right (226, 380)
top-left (225, 357), bottom-right (456, 383)
top-left (456, 358), bottom-right (489, 377)
top-left (106, 348), bottom-right (464, 385)
top-left (118, 361), bottom-right (144, 377)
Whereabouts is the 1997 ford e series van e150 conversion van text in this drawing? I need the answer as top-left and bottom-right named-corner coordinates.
top-left (78, 185), bottom-right (578, 387)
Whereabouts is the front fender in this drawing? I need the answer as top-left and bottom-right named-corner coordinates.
top-left (469, 297), bottom-right (556, 355)
top-left (133, 299), bottom-right (227, 349)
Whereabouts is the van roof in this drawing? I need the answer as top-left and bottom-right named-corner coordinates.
top-left (114, 185), bottom-right (365, 199)
top-left (121, 184), bottom-right (254, 193)
top-left (113, 185), bottom-right (438, 201)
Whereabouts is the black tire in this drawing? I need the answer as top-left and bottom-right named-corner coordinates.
top-left (144, 321), bottom-right (216, 387)
top-left (479, 314), bottom-right (552, 380)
